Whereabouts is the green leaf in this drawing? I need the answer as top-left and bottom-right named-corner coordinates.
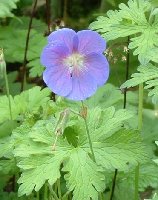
top-left (114, 181), bottom-right (135, 200)
top-left (121, 63), bottom-right (158, 104)
top-left (138, 162), bottom-right (158, 191)
top-left (76, 107), bottom-right (147, 170)
top-left (0, 120), bottom-right (18, 138)
top-left (0, 86), bottom-right (50, 123)
top-left (154, 141), bottom-right (158, 164)
top-left (0, 135), bottom-right (16, 175)
top-left (0, 136), bottom-right (13, 158)
top-left (0, 0), bottom-right (19, 18)
top-left (0, 192), bottom-right (33, 200)
top-left (93, 129), bottom-right (147, 170)
top-left (147, 47), bottom-right (158, 64)
top-left (85, 84), bottom-right (123, 108)
top-left (78, 106), bottom-right (134, 143)
top-left (12, 118), bottom-right (72, 196)
top-left (150, 0), bottom-right (158, 7)
top-left (113, 161), bottom-right (158, 199)
top-left (10, 16), bottom-right (47, 33)
top-left (90, 0), bottom-right (158, 64)
top-left (27, 59), bottom-right (44, 77)
top-left (0, 26), bottom-right (46, 77)
top-left (18, 153), bottom-right (67, 196)
top-left (121, 64), bottom-right (158, 88)
top-left (63, 148), bottom-right (105, 200)
top-left (0, 158), bottom-right (17, 174)
top-left (142, 109), bottom-right (158, 157)
top-left (11, 104), bottom-right (147, 197)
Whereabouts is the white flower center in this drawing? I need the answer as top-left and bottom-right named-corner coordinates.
top-left (64, 53), bottom-right (84, 73)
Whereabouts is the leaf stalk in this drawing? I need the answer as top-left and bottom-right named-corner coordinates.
top-left (81, 102), bottom-right (96, 162)
top-left (135, 83), bottom-right (144, 200)
top-left (0, 49), bottom-right (13, 120)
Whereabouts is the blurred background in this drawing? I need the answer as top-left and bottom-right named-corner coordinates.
top-left (0, 0), bottom-right (134, 97)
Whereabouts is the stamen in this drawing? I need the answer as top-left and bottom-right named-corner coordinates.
top-left (63, 53), bottom-right (84, 73)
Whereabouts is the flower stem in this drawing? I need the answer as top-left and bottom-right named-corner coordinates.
top-left (3, 63), bottom-right (13, 120)
top-left (81, 101), bottom-right (96, 162)
top-left (109, 169), bottom-right (118, 200)
top-left (36, 191), bottom-right (40, 200)
top-left (62, 191), bottom-right (69, 200)
top-left (57, 178), bottom-right (62, 199)
top-left (49, 184), bottom-right (59, 200)
top-left (135, 83), bottom-right (144, 200)
top-left (81, 102), bottom-right (104, 199)
top-left (138, 83), bottom-right (143, 131)
top-left (99, 192), bottom-right (104, 200)
top-left (44, 183), bottom-right (48, 200)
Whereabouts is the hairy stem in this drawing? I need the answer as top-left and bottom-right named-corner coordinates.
top-left (135, 83), bottom-right (144, 200)
top-left (81, 101), bottom-right (96, 162)
top-left (21, 0), bottom-right (38, 92)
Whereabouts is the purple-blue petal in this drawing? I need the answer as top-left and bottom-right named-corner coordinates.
top-left (48, 28), bottom-right (76, 52)
top-left (77, 30), bottom-right (106, 55)
top-left (43, 65), bottom-right (72, 97)
top-left (65, 71), bottom-right (97, 101)
top-left (41, 28), bottom-right (110, 101)
top-left (40, 43), bottom-right (70, 68)
top-left (84, 53), bottom-right (109, 86)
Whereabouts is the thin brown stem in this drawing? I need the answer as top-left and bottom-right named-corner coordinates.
top-left (123, 36), bottom-right (130, 109)
top-left (110, 36), bottom-right (130, 200)
top-left (21, 0), bottom-right (38, 92)
top-left (109, 169), bottom-right (118, 200)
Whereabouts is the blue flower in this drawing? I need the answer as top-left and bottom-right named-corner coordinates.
top-left (41, 28), bottom-right (109, 101)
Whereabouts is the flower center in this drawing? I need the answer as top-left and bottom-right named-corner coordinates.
top-left (64, 53), bottom-right (84, 73)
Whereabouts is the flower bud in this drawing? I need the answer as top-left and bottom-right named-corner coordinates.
top-left (0, 48), bottom-right (6, 78)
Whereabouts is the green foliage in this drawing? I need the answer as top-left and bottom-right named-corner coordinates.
top-left (93, 128), bottom-right (147, 170)
top-left (0, 19), bottom-right (46, 77)
top-left (90, 0), bottom-right (158, 64)
top-left (121, 63), bottom-right (158, 104)
top-left (113, 161), bottom-right (158, 200)
top-left (139, 162), bottom-right (158, 191)
top-left (8, 104), bottom-right (146, 199)
top-left (142, 109), bottom-right (158, 158)
top-left (86, 83), bottom-right (123, 108)
top-left (154, 141), bottom-right (158, 164)
top-left (0, 0), bottom-right (158, 199)
top-left (0, 86), bottom-right (50, 123)
top-left (0, 0), bottom-right (19, 18)
top-left (13, 119), bottom-right (72, 196)
top-left (63, 148), bottom-right (105, 200)
top-left (71, 107), bottom-right (147, 171)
